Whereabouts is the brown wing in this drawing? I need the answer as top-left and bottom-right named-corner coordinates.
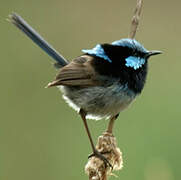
top-left (46, 55), bottom-right (101, 87)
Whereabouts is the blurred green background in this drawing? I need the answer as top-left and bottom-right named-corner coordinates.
top-left (0, 0), bottom-right (180, 179)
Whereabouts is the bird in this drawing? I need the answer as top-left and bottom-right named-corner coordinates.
top-left (10, 13), bottom-right (162, 167)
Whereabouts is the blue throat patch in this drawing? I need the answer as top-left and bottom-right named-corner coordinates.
top-left (82, 38), bottom-right (148, 70)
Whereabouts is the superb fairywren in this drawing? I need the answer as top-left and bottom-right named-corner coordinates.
top-left (10, 13), bottom-right (161, 167)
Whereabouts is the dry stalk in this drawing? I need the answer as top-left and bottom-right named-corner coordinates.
top-left (129, 0), bottom-right (143, 39)
top-left (85, 0), bottom-right (144, 179)
top-left (85, 132), bottom-right (123, 180)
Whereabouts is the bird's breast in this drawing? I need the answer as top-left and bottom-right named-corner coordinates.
top-left (59, 80), bottom-right (136, 120)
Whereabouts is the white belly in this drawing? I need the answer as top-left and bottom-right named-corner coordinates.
top-left (59, 82), bottom-right (136, 120)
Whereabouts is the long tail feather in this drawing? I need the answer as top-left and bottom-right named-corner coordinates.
top-left (9, 13), bottom-right (69, 67)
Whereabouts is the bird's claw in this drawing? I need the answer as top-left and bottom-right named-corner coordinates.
top-left (88, 150), bottom-right (113, 169)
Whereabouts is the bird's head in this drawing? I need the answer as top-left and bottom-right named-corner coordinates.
top-left (82, 38), bottom-right (161, 70)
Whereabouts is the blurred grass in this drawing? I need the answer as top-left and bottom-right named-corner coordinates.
top-left (0, 0), bottom-right (180, 180)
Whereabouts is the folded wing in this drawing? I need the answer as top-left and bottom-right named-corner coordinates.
top-left (47, 55), bottom-right (101, 87)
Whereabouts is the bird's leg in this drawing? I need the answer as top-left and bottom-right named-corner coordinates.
top-left (106, 114), bottom-right (119, 134)
top-left (79, 109), bottom-right (112, 168)
top-left (79, 109), bottom-right (96, 152)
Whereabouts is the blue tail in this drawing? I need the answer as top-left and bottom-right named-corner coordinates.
top-left (9, 13), bottom-right (69, 67)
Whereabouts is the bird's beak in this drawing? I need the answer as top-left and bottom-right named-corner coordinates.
top-left (147, 50), bottom-right (162, 57)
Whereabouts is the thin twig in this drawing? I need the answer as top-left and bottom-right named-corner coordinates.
top-left (129, 0), bottom-right (143, 39)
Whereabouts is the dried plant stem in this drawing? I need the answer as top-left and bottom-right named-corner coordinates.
top-left (85, 1), bottom-right (144, 179)
top-left (85, 132), bottom-right (123, 180)
top-left (129, 0), bottom-right (143, 39)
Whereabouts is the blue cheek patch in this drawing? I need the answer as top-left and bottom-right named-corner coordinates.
top-left (125, 56), bottom-right (145, 70)
top-left (82, 44), bottom-right (112, 63)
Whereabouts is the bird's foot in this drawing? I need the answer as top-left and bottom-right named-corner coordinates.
top-left (88, 149), bottom-right (113, 169)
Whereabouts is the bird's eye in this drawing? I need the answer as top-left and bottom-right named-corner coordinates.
top-left (132, 50), bottom-right (137, 57)
top-left (130, 47), bottom-right (138, 56)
